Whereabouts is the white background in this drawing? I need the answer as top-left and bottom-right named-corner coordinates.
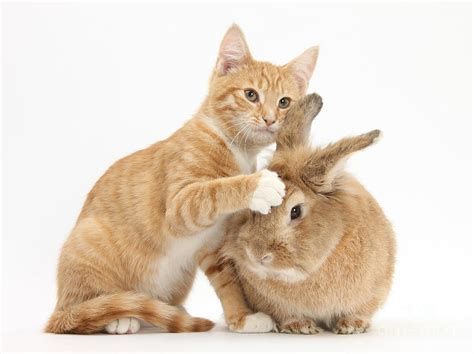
top-left (2, 2), bottom-right (472, 352)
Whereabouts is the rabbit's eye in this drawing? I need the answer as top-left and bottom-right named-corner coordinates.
top-left (290, 205), bottom-right (302, 220)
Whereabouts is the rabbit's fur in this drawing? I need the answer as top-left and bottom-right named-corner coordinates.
top-left (220, 94), bottom-right (396, 334)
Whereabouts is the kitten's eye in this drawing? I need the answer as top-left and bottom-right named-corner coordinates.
top-left (244, 89), bottom-right (259, 103)
top-left (278, 97), bottom-right (291, 109)
top-left (290, 205), bottom-right (302, 220)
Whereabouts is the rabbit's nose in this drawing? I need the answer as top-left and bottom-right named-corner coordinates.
top-left (259, 253), bottom-right (273, 264)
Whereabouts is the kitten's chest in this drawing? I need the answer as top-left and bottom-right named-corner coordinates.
top-left (230, 145), bottom-right (256, 175)
top-left (138, 217), bottom-right (226, 302)
top-left (202, 116), bottom-right (257, 175)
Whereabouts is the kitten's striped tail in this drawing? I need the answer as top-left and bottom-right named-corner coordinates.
top-left (45, 291), bottom-right (214, 334)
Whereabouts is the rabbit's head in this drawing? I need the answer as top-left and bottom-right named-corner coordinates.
top-left (230, 94), bottom-right (381, 283)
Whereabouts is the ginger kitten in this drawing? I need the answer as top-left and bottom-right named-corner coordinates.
top-left (45, 24), bottom-right (318, 334)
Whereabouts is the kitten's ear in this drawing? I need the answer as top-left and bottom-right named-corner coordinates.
top-left (216, 24), bottom-right (252, 75)
top-left (302, 130), bottom-right (381, 193)
top-left (285, 46), bottom-right (319, 94)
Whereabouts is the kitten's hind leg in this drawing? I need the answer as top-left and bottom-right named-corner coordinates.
top-left (105, 317), bottom-right (141, 334)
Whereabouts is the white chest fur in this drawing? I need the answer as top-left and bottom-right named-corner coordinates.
top-left (139, 117), bottom-right (256, 301)
top-left (138, 217), bottom-right (227, 302)
top-left (230, 145), bottom-right (256, 175)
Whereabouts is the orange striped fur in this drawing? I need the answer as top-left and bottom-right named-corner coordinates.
top-left (45, 24), bottom-right (319, 334)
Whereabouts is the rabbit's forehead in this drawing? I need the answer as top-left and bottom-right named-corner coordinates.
top-left (284, 188), bottom-right (306, 208)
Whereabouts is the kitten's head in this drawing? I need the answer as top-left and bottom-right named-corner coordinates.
top-left (206, 25), bottom-right (319, 149)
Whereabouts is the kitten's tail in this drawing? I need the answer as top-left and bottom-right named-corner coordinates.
top-left (44, 291), bottom-right (214, 334)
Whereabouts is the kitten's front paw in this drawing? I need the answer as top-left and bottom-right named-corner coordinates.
top-left (278, 318), bottom-right (322, 335)
top-left (104, 317), bottom-right (140, 334)
top-left (229, 312), bottom-right (276, 333)
top-left (250, 169), bottom-right (285, 214)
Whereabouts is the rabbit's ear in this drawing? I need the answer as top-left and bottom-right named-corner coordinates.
top-left (275, 93), bottom-right (323, 151)
top-left (302, 130), bottom-right (381, 193)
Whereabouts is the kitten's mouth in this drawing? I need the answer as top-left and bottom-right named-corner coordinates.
top-left (255, 126), bottom-right (277, 134)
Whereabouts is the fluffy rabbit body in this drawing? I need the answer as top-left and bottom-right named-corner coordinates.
top-left (220, 94), bottom-right (396, 334)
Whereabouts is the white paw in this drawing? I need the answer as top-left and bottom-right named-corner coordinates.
top-left (232, 312), bottom-right (276, 333)
top-left (249, 169), bottom-right (285, 214)
top-left (105, 317), bottom-right (140, 334)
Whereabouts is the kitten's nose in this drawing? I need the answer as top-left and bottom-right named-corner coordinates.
top-left (262, 116), bottom-right (275, 127)
top-left (259, 253), bottom-right (273, 264)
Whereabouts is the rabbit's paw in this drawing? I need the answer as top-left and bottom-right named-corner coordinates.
top-left (104, 317), bottom-right (140, 334)
top-left (278, 318), bottom-right (322, 335)
top-left (229, 312), bottom-right (276, 333)
top-left (332, 317), bottom-right (370, 335)
top-left (249, 169), bottom-right (285, 214)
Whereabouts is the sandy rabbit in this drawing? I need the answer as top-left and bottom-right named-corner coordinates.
top-left (204, 93), bottom-right (395, 334)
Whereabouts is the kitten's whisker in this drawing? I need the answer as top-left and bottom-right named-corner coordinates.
top-left (222, 121), bottom-right (251, 169)
top-left (241, 124), bottom-right (255, 154)
top-left (220, 120), bottom-right (245, 131)
top-left (229, 122), bottom-right (251, 148)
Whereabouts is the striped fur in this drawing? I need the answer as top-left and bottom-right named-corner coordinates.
top-left (198, 248), bottom-right (253, 331)
top-left (45, 24), bottom-right (319, 334)
top-left (45, 292), bottom-right (213, 334)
